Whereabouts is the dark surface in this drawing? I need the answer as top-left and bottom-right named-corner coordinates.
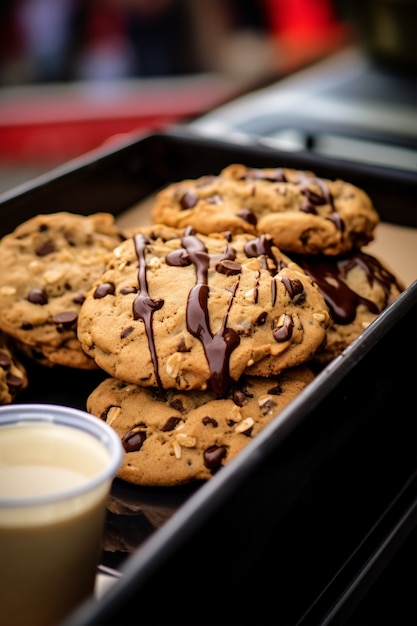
top-left (345, 527), bottom-right (417, 625)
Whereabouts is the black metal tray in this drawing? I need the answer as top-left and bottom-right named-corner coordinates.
top-left (0, 128), bottom-right (416, 625)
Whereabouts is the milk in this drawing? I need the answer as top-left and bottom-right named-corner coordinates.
top-left (0, 406), bottom-right (122, 626)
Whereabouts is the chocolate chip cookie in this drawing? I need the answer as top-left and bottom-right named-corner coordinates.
top-left (150, 164), bottom-right (379, 255)
top-left (87, 365), bottom-right (315, 486)
top-left (0, 212), bottom-right (125, 369)
top-left (77, 225), bottom-right (330, 393)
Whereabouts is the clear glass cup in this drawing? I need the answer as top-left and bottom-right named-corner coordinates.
top-left (0, 403), bottom-right (123, 626)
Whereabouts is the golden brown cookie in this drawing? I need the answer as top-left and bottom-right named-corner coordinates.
top-left (150, 164), bottom-right (379, 255)
top-left (0, 212), bottom-right (125, 369)
top-left (293, 249), bottom-right (405, 366)
top-left (77, 225), bottom-right (330, 394)
top-left (87, 366), bottom-right (315, 486)
top-left (0, 331), bottom-right (28, 404)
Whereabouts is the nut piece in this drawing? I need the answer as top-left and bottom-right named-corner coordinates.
top-left (106, 406), bottom-right (122, 426)
top-left (176, 433), bottom-right (197, 448)
top-left (235, 417), bottom-right (254, 433)
top-left (166, 353), bottom-right (182, 378)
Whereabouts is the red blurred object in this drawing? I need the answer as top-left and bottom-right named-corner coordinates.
top-left (0, 75), bottom-right (244, 164)
top-left (263, 0), bottom-right (347, 71)
top-left (265, 0), bottom-right (344, 41)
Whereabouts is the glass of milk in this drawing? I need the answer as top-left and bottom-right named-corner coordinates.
top-left (0, 403), bottom-right (123, 626)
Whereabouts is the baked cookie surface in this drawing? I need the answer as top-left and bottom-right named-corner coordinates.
top-left (0, 331), bottom-right (28, 404)
top-left (0, 212), bottom-right (125, 369)
top-left (150, 164), bottom-right (379, 256)
top-left (294, 249), bottom-right (405, 366)
top-left (77, 225), bottom-right (330, 393)
top-left (87, 366), bottom-right (315, 486)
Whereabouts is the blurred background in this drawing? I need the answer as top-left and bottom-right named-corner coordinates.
top-left (0, 0), bottom-right (415, 191)
top-left (0, 0), bottom-right (352, 190)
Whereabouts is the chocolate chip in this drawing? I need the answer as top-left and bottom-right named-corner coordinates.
top-left (161, 417), bottom-right (182, 432)
top-left (202, 416), bottom-right (218, 427)
top-left (27, 288), bottom-right (48, 305)
top-left (120, 326), bottom-right (134, 339)
top-left (304, 187), bottom-right (327, 206)
top-left (166, 247), bottom-right (192, 267)
top-left (203, 445), bottom-right (227, 471)
top-left (52, 310), bottom-right (78, 328)
top-left (231, 389), bottom-right (246, 407)
top-left (176, 337), bottom-right (189, 353)
top-left (180, 191), bottom-right (198, 210)
top-left (6, 373), bottom-right (24, 392)
top-left (267, 383), bottom-right (283, 395)
top-left (35, 240), bottom-right (55, 256)
top-left (300, 200), bottom-right (317, 214)
top-left (281, 277), bottom-right (304, 299)
top-left (236, 208), bottom-right (257, 226)
top-left (72, 292), bottom-right (85, 305)
top-left (170, 398), bottom-right (185, 412)
top-left (123, 430), bottom-right (146, 452)
top-left (94, 282), bottom-right (116, 298)
top-left (215, 259), bottom-right (242, 276)
top-left (273, 314), bottom-right (294, 342)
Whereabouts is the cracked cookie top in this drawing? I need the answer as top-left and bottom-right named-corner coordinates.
top-left (150, 164), bottom-right (380, 255)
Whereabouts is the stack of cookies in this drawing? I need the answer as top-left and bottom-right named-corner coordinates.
top-left (0, 164), bottom-right (405, 487)
top-left (79, 224), bottom-right (329, 485)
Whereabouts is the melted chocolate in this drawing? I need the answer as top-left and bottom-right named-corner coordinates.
top-left (132, 234), bottom-right (165, 391)
top-left (295, 250), bottom-right (400, 324)
top-left (179, 232), bottom-right (240, 396)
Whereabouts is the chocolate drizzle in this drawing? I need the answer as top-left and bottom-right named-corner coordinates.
top-left (295, 250), bottom-right (399, 324)
top-left (169, 230), bottom-right (241, 396)
top-left (132, 234), bottom-right (165, 391)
